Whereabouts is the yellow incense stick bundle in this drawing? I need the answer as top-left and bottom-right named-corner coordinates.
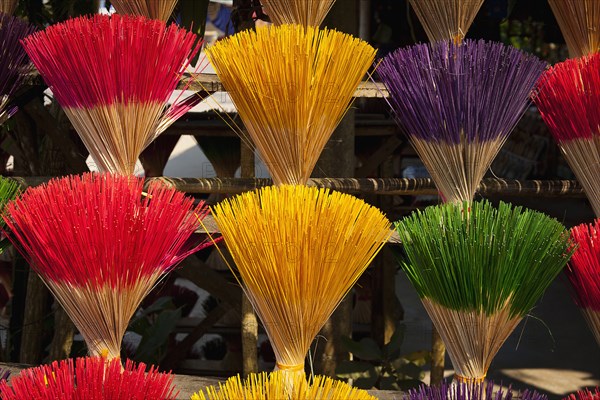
top-left (260, 0), bottom-right (336, 26)
top-left (211, 185), bottom-right (391, 375)
top-left (205, 24), bottom-right (376, 185)
top-left (409, 0), bottom-right (484, 43)
top-left (192, 371), bottom-right (376, 400)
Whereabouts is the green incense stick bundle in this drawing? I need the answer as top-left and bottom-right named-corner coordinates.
top-left (394, 201), bottom-right (572, 382)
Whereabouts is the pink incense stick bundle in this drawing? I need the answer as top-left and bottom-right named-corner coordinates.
top-left (0, 356), bottom-right (177, 399)
top-left (3, 173), bottom-right (213, 359)
top-left (22, 15), bottom-right (202, 174)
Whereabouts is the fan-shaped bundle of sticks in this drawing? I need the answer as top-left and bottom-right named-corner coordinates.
top-left (408, 0), bottom-right (484, 43)
top-left (0, 13), bottom-right (36, 125)
top-left (405, 380), bottom-right (547, 400)
top-left (3, 173), bottom-right (213, 359)
top-left (260, 0), bottom-right (336, 26)
top-left (210, 185), bottom-right (390, 378)
top-left (22, 14), bottom-right (202, 174)
top-left (111, 0), bottom-right (178, 21)
top-left (192, 371), bottom-right (375, 400)
top-left (378, 40), bottom-right (546, 203)
top-left (205, 24), bottom-right (376, 185)
top-left (0, 1), bottom-right (17, 15)
top-left (0, 356), bottom-right (177, 399)
top-left (394, 201), bottom-right (572, 382)
top-left (565, 388), bottom-right (600, 400)
top-left (533, 53), bottom-right (600, 216)
top-left (548, 0), bottom-right (600, 58)
top-left (565, 220), bottom-right (600, 347)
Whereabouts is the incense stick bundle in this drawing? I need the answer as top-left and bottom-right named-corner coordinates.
top-left (533, 53), bottom-right (600, 216)
top-left (211, 185), bottom-right (391, 377)
top-left (0, 1), bottom-right (17, 15)
top-left (565, 388), bottom-right (600, 400)
top-left (565, 220), bottom-right (600, 346)
top-left (394, 201), bottom-right (572, 382)
top-left (260, 0), bottom-right (336, 26)
top-left (111, 0), bottom-right (178, 21)
top-left (405, 381), bottom-right (547, 400)
top-left (0, 13), bottom-right (35, 125)
top-left (3, 173), bottom-right (212, 359)
top-left (408, 0), bottom-right (484, 43)
top-left (548, 0), bottom-right (600, 58)
top-left (192, 371), bottom-right (375, 400)
top-left (22, 15), bottom-right (202, 174)
top-left (0, 356), bottom-right (177, 399)
top-left (378, 40), bottom-right (546, 203)
top-left (205, 24), bottom-right (376, 185)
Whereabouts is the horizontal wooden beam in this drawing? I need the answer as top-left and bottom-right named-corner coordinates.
top-left (6, 176), bottom-right (586, 197)
top-left (180, 73), bottom-right (389, 98)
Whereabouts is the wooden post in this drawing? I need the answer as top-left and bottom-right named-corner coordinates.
top-left (313, 109), bottom-right (356, 376)
top-left (430, 327), bottom-right (445, 385)
top-left (240, 141), bottom-right (259, 376)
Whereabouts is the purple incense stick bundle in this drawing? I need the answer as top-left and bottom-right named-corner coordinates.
top-left (378, 40), bottom-right (546, 203)
top-left (405, 381), bottom-right (547, 400)
top-left (0, 13), bottom-right (35, 125)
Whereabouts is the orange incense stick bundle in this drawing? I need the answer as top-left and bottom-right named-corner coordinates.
top-left (22, 15), bottom-right (202, 174)
top-left (205, 24), bottom-right (376, 185)
top-left (211, 185), bottom-right (391, 378)
top-left (0, 356), bottom-right (177, 399)
top-left (3, 173), bottom-right (213, 359)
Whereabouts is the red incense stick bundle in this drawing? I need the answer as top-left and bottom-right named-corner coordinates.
top-left (533, 53), bottom-right (600, 216)
top-left (22, 15), bottom-right (202, 174)
top-left (3, 173), bottom-right (212, 359)
top-left (0, 356), bottom-right (177, 399)
top-left (567, 220), bottom-right (600, 346)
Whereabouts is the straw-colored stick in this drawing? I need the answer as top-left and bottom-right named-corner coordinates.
top-left (560, 137), bottom-right (600, 217)
top-left (0, 0), bottom-right (17, 15)
top-left (408, 0), bottom-right (484, 43)
top-left (65, 103), bottom-right (166, 175)
top-left (111, 0), bottom-right (178, 21)
top-left (260, 0), bottom-right (336, 27)
top-left (410, 137), bottom-right (506, 202)
top-left (423, 299), bottom-right (521, 382)
top-left (549, 0), bottom-right (600, 58)
top-left (582, 308), bottom-right (600, 347)
top-left (46, 274), bottom-right (161, 359)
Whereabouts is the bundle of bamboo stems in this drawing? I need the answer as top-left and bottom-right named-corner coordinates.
top-left (408, 0), bottom-right (484, 43)
top-left (0, 356), bottom-right (177, 399)
top-left (192, 371), bottom-right (376, 400)
top-left (533, 53), bottom-right (600, 216)
top-left (394, 201), bottom-right (572, 382)
top-left (3, 173), bottom-right (213, 359)
top-left (260, 0), bottom-right (336, 26)
top-left (548, 0), bottom-right (600, 58)
top-left (378, 39), bottom-right (546, 203)
top-left (210, 185), bottom-right (390, 378)
top-left (22, 14), bottom-right (202, 174)
top-left (205, 24), bottom-right (376, 185)
top-left (111, 0), bottom-right (178, 21)
top-left (566, 220), bottom-right (600, 346)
